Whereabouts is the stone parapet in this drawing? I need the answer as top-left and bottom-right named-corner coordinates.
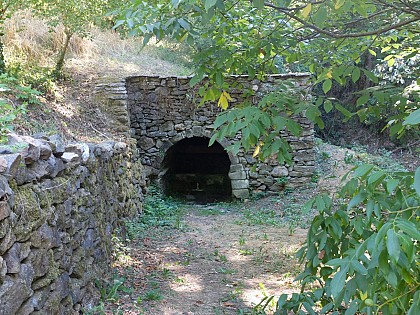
top-left (0, 133), bottom-right (145, 314)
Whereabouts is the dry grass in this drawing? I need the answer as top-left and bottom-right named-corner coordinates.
top-left (4, 11), bottom-right (191, 79)
top-left (4, 11), bottom-right (192, 142)
top-left (4, 11), bottom-right (91, 68)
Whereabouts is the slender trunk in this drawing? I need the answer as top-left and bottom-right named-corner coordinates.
top-left (0, 4), bottom-right (10, 74)
top-left (0, 36), bottom-right (6, 74)
top-left (54, 28), bottom-right (72, 78)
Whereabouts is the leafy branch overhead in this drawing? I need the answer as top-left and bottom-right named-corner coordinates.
top-left (116, 0), bottom-right (418, 140)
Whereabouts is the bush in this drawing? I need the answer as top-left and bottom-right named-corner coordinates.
top-left (0, 74), bottom-right (41, 142)
top-left (271, 164), bottom-right (420, 315)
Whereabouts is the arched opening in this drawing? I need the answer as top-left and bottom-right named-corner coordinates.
top-left (160, 137), bottom-right (232, 202)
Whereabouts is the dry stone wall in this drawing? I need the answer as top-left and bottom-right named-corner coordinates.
top-left (126, 74), bottom-right (315, 198)
top-left (0, 134), bottom-right (144, 314)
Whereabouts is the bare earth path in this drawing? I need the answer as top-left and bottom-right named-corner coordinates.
top-left (101, 198), bottom-right (311, 315)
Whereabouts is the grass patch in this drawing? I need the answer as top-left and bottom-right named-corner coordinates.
top-left (236, 192), bottom-right (315, 230)
top-left (344, 145), bottom-right (407, 172)
top-left (142, 288), bottom-right (164, 302)
top-left (125, 186), bottom-right (185, 239)
top-left (196, 206), bottom-right (227, 216)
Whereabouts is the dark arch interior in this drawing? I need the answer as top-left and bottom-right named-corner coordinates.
top-left (160, 137), bottom-right (232, 202)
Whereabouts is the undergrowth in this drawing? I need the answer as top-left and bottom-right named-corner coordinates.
top-left (0, 74), bottom-right (42, 142)
top-left (124, 186), bottom-right (185, 239)
top-left (343, 144), bottom-right (407, 173)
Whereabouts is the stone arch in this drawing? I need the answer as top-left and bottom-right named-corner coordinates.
top-left (158, 126), bottom-right (249, 200)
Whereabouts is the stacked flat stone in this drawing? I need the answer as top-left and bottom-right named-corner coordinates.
top-left (0, 134), bottom-right (144, 314)
top-left (125, 74), bottom-right (315, 198)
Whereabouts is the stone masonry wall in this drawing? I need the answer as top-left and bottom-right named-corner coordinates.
top-left (126, 74), bottom-right (315, 198)
top-left (0, 134), bottom-right (144, 314)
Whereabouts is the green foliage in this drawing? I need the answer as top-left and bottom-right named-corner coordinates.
top-left (0, 74), bottom-right (41, 141)
top-left (238, 199), bottom-right (313, 230)
top-left (32, 0), bottom-right (123, 37)
top-left (125, 186), bottom-right (183, 238)
top-left (0, 100), bottom-right (22, 142)
top-left (6, 62), bottom-right (57, 94)
top-left (209, 81), bottom-right (314, 165)
top-left (0, 1), bottom-right (27, 73)
top-left (142, 289), bottom-right (163, 301)
top-left (98, 276), bottom-right (132, 302)
top-left (116, 0), bottom-right (419, 150)
top-left (271, 165), bottom-right (419, 314)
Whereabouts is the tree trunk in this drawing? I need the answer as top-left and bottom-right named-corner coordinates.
top-left (53, 28), bottom-right (72, 78)
top-left (0, 35), bottom-right (6, 74)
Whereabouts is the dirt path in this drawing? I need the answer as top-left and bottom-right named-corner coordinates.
top-left (99, 198), bottom-right (311, 315)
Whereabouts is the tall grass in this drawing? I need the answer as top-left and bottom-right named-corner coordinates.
top-left (3, 10), bottom-right (192, 86)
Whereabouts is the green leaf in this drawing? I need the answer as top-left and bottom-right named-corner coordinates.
top-left (314, 6), bottom-right (327, 27)
top-left (335, 104), bottom-right (353, 120)
top-left (335, 0), bottom-right (345, 9)
top-left (177, 18), bottom-right (190, 30)
top-left (322, 79), bottom-right (332, 94)
top-left (209, 133), bottom-right (218, 146)
top-left (368, 49), bottom-right (376, 56)
top-left (285, 119), bottom-right (301, 136)
top-left (378, 250), bottom-right (390, 274)
top-left (367, 171), bottom-right (386, 187)
top-left (345, 299), bottom-right (359, 315)
top-left (303, 302), bottom-right (316, 315)
top-left (396, 219), bottom-right (420, 241)
top-left (302, 198), bottom-right (314, 214)
top-left (403, 109), bottom-right (420, 125)
top-left (315, 195), bottom-right (326, 211)
top-left (252, 0), bottom-right (264, 10)
top-left (353, 164), bottom-right (374, 178)
top-left (324, 100), bottom-right (333, 113)
top-left (320, 303), bottom-right (334, 313)
top-left (366, 199), bottom-right (374, 219)
top-left (204, 0), bottom-right (217, 10)
top-left (356, 94), bottom-right (369, 106)
top-left (386, 229), bottom-right (400, 264)
top-left (414, 167), bottom-right (420, 197)
top-left (190, 74), bottom-right (203, 87)
top-left (386, 178), bottom-right (399, 194)
top-left (215, 72), bottom-right (223, 87)
top-left (331, 265), bottom-right (348, 298)
top-left (347, 192), bottom-right (365, 210)
top-left (350, 260), bottom-right (367, 275)
top-left (386, 271), bottom-right (398, 288)
top-left (352, 67), bottom-right (361, 83)
top-left (407, 291), bottom-right (420, 315)
top-left (375, 222), bottom-right (391, 246)
top-left (362, 69), bottom-right (379, 83)
top-left (381, 46), bottom-right (392, 53)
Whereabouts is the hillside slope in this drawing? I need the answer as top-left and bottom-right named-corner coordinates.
top-left (5, 13), bottom-right (191, 143)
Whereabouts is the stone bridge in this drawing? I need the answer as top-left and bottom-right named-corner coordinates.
top-left (96, 74), bottom-right (315, 200)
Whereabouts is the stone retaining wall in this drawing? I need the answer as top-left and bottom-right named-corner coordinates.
top-left (126, 74), bottom-right (315, 198)
top-left (0, 134), bottom-right (144, 314)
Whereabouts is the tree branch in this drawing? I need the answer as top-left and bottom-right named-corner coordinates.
top-left (263, 2), bottom-right (420, 39)
top-left (373, 0), bottom-right (420, 15)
